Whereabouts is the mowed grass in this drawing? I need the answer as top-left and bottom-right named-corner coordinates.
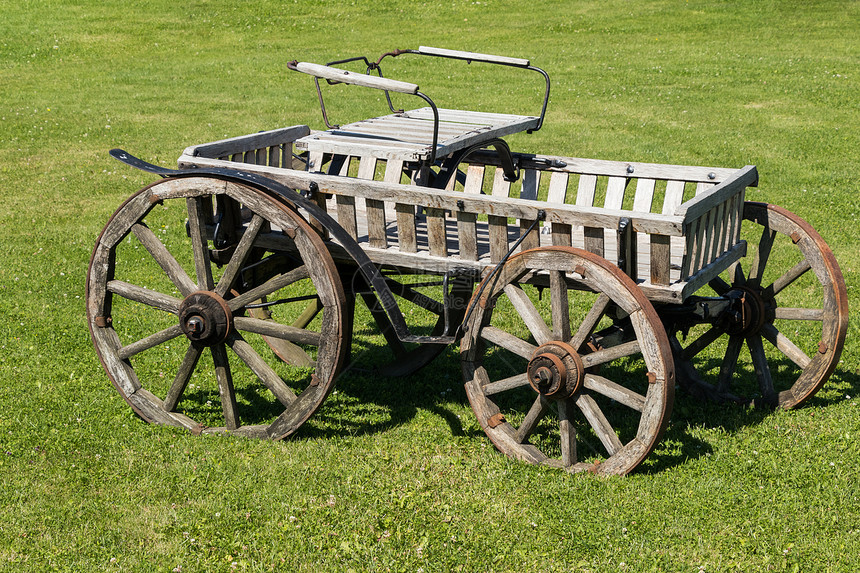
top-left (1, 0), bottom-right (859, 571)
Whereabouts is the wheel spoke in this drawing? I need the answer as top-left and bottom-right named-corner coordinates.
top-left (211, 343), bottom-right (239, 430)
top-left (748, 226), bottom-right (776, 288)
top-left (131, 223), bottom-right (197, 296)
top-left (767, 259), bottom-right (811, 297)
top-left (576, 393), bottom-right (622, 456)
top-left (515, 395), bottom-right (550, 443)
top-left (580, 340), bottom-right (640, 369)
top-left (717, 335), bottom-right (744, 393)
top-left (550, 271), bottom-right (571, 341)
top-left (107, 280), bottom-right (182, 313)
top-left (558, 399), bottom-right (577, 467)
top-left (164, 343), bottom-right (203, 411)
top-left (233, 316), bottom-right (322, 346)
top-left (773, 307), bottom-right (824, 321)
top-left (746, 334), bottom-right (775, 399)
top-left (761, 323), bottom-right (812, 369)
top-left (187, 197), bottom-right (215, 290)
top-left (483, 372), bottom-right (530, 396)
top-left (570, 293), bottom-right (610, 350)
top-left (583, 374), bottom-right (645, 412)
top-left (228, 265), bottom-right (310, 312)
top-left (503, 284), bottom-right (553, 345)
top-left (708, 275), bottom-right (731, 296)
top-left (228, 334), bottom-right (298, 407)
top-left (480, 326), bottom-right (537, 360)
top-left (215, 214), bottom-right (266, 298)
top-left (117, 324), bottom-right (184, 360)
top-left (680, 326), bottom-right (722, 361)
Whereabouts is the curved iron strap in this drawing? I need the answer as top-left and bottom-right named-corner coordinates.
top-left (109, 149), bottom-right (455, 345)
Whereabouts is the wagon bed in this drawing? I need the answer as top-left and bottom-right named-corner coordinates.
top-left (179, 124), bottom-right (757, 304)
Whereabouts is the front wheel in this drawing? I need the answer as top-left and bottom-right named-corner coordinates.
top-left (460, 247), bottom-right (674, 476)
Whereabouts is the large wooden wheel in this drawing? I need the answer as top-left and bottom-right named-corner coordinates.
top-left (87, 176), bottom-right (349, 439)
top-left (671, 202), bottom-right (848, 408)
top-left (461, 247), bottom-right (674, 476)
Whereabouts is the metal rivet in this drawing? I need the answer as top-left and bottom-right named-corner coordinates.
top-left (708, 172), bottom-right (716, 180)
top-left (626, 165), bottom-right (635, 174)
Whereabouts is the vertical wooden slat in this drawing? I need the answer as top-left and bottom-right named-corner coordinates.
top-left (488, 167), bottom-right (512, 263)
top-left (256, 148), bottom-right (266, 165)
top-left (680, 218), bottom-right (699, 280)
top-left (584, 227), bottom-right (604, 258)
top-left (603, 176), bottom-right (627, 265)
top-left (710, 201), bottom-right (727, 263)
top-left (518, 169), bottom-right (541, 252)
top-left (547, 172), bottom-right (571, 247)
top-left (650, 234), bottom-right (671, 285)
top-left (363, 157), bottom-right (387, 249)
top-left (281, 143), bottom-right (293, 169)
top-left (456, 164), bottom-right (483, 261)
top-left (662, 180), bottom-right (686, 283)
top-left (385, 159), bottom-right (416, 253)
top-left (632, 178), bottom-right (656, 280)
top-left (573, 174), bottom-right (598, 249)
top-left (268, 146), bottom-right (279, 167)
top-left (426, 206), bottom-right (447, 257)
top-left (306, 151), bottom-right (328, 236)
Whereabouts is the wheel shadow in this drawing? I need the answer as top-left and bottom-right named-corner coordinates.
top-left (288, 339), bottom-right (860, 475)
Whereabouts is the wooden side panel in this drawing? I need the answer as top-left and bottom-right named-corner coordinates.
top-left (603, 176), bottom-right (627, 265)
top-left (573, 174), bottom-right (598, 250)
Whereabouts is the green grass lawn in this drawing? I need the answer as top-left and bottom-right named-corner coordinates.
top-left (1, 0), bottom-right (858, 571)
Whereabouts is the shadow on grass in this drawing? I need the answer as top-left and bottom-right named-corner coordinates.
top-left (288, 337), bottom-right (859, 474)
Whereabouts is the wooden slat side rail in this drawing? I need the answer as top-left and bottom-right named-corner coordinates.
top-left (182, 125), bottom-right (311, 160)
top-left (182, 156), bottom-right (688, 238)
top-left (417, 46), bottom-right (530, 67)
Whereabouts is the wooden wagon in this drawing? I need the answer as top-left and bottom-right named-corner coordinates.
top-left (87, 48), bottom-right (848, 475)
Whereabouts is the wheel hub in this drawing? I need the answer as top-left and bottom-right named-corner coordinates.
top-left (178, 291), bottom-right (233, 345)
top-left (527, 341), bottom-right (585, 399)
top-left (724, 286), bottom-right (767, 336)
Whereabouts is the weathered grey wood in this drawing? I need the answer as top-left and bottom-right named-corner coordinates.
top-left (229, 334), bottom-right (298, 406)
top-left (650, 234), bottom-right (672, 285)
top-left (417, 45), bottom-right (530, 67)
top-left (480, 325), bottom-right (537, 360)
top-left (482, 372), bottom-right (531, 395)
top-left (187, 197), bottom-right (215, 290)
top-left (293, 62), bottom-right (420, 94)
top-left (181, 125), bottom-right (310, 160)
top-left (584, 226), bottom-right (604, 258)
top-left (131, 223), bottom-right (197, 297)
top-left (546, 172), bottom-right (572, 247)
top-left (457, 164), bottom-right (483, 261)
top-left (211, 343), bottom-right (239, 431)
top-left (228, 265), bottom-right (309, 311)
top-left (215, 213), bottom-right (265, 298)
top-left (107, 280), bottom-right (181, 314)
top-left (163, 343), bottom-right (202, 411)
top-left (118, 324), bottom-right (184, 360)
top-left (674, 165), bottom-right (757, 220)
top-left (488, 167), bottom-right (512, 262)
top-left (583, 374), bottom-right (646, 412)
top-left (504, 284), bottom-right (553, 345)
top-left (426, 207), bottom-right (448, 257)
top-left (557, 399), bottom-right (577, 467)
top-left (517, 169), bottom-right (541, 251)
top-left (233, 316), bottom-right (322, 346)
top-left (576, 393), bottom-right (623, 455)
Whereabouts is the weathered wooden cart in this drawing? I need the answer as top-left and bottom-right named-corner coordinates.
top-left (87, 48), bottom-right (848, 475)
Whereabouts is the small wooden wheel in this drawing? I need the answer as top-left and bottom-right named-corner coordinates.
top-left (460, 247), bottom-right (674, 476)
top-left (671, 202), bottom-right (848, 408)
top-left (87, 176), bottom-right (349, 439)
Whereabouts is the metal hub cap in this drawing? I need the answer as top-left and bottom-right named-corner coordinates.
top-left (725, 286), bottom-right (767, 336)
top-left (527, 341), bottom-right (585, 399)
top-left (178, 291), bottom-right (233, 345)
